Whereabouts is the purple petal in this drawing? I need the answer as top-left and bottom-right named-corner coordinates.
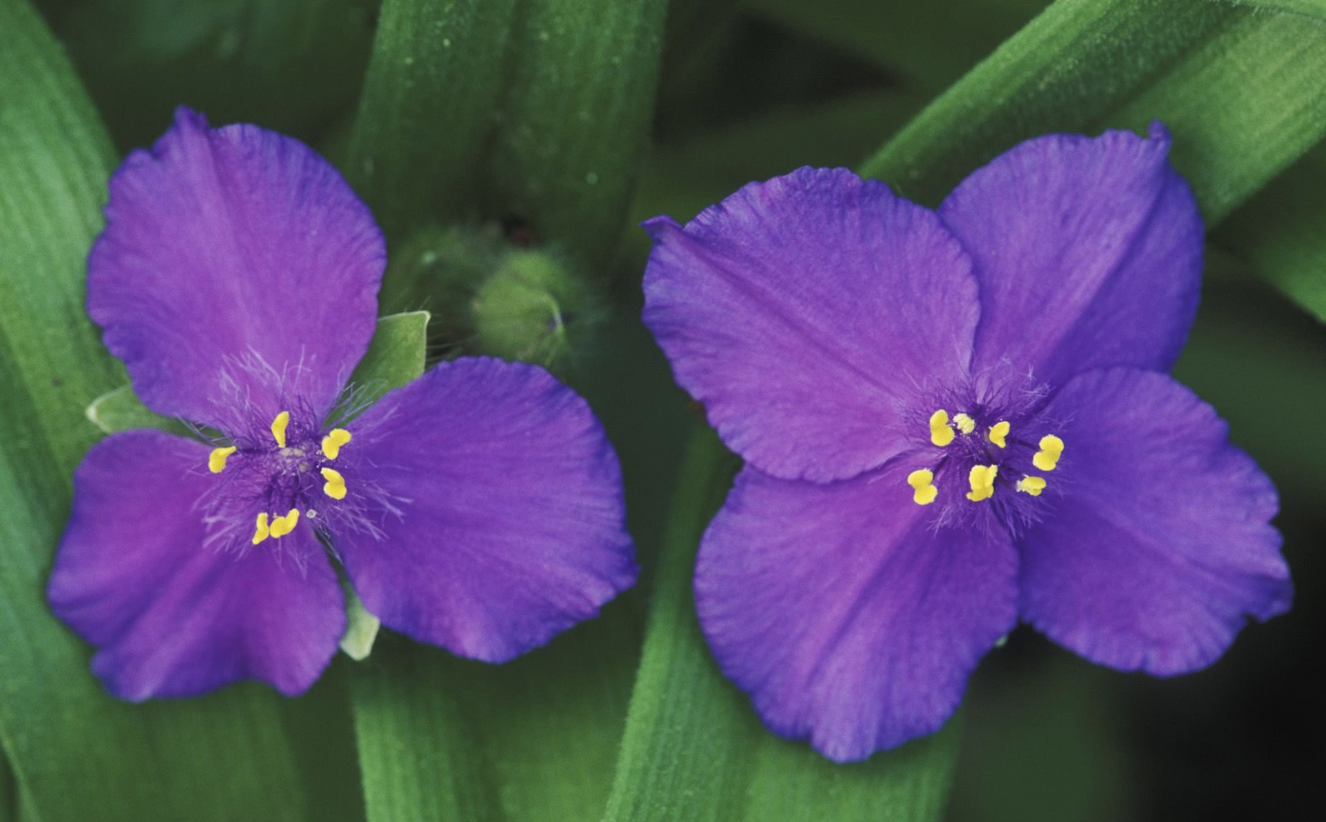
top-left (939, 123), bottom-right (1202, 389)
top-left (643, 167), bottom-right (979, 483)
top-left (1018, 368), bottom-right (1291, 675)
top-left (88, 107), bottom-right (385, 429)
top-left (335, 357), bottom-right (635, 662)
top-left (696, 465), bottom-right (1019, 761)
top-left (49, 430), bottom-right (345, 699)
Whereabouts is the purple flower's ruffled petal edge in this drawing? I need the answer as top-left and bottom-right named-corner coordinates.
top-left (334, 357), bottom-right (636, 662)
top-left (643, 167), bottom-right (980, 484)
top-left (89, 107), bottom-right (385, 430)
top-left (1018, 368), bottom-right (1291, 675)
top-left (939, 123), bottom-right (1202, 390)
top-left (696, 464), bottom-right (1019, 761)
top-left (48, 430), bottom-right (345, 699)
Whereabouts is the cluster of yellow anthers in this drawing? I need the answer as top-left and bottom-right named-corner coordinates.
top-left (905, 410), bottom-right (1063, 507)
top-left (206, 412), bottom-right (353, 545)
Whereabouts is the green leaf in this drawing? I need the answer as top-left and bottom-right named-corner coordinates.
top-left (489, 0), bottom-right (669, 270)
top-left (2, 755), bottom-right (13, 822)
top-left (352, 646), bottom-right (501, 822)
top-left (354, 607), bottom-right (642, 822)
top-left (858, 0), bottom-right (1326, 223)
top-left (0, 3), bottom-right (308, 820)
top-left (346, 310), bottom-right (432, 405)
top-left (345, 0), bottom-right (519, 250)
top-left (1214, 142), bottom-right (1326, 323)
top-left (602, 429), bottom-right (961, 822)
top-left (85, 386), bottom-right (188, 436)
top-left (339, 586), bottom-right (382, 661)
top-left (55, 0), bottom-right (376, 151)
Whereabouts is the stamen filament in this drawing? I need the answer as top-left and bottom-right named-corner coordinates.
top-left (208, 445), bottom-right (237, 474)
top-left (271, 411), bottom-right (290, 449)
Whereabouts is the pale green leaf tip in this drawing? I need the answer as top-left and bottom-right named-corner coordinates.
top-left (85, 386), bottom-right (134, 434)
top-left (340, 587), bottom-right (381, 661)
top-left (381, 309), bottom-right (431, 327)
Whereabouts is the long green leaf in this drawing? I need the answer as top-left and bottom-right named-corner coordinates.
top-left (0, 3), bottom-right (307, 820)
top-left (489, 0), bottom-right (668, 270)
top-left (345, 0), bottom-right (518, 251)
top-left (859, 0), bottom-right (1326, 221)
top-left (1214, 142), bottom-right (1326, 323)
top-left (602, 429), bottom-right (960, 822)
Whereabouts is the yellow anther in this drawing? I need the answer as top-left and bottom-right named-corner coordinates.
top-left (321, 428), bottom-right (352, 460)
top-left (208, 445), bottom-right (237, 474)
top-left (252, 512), bottom-right (270, 545)
top-left (929, 410), bottom-right (955, 447)
top-left (966, 464), bottom-right (999, 502)
top-left (271, 411), bottom-right (290, 449)
top-left (269, 508), bottom-right (300, 539)
top-left (1033, 434), bottom-right (1064, 472)
top-left (988, 421), bottom-right (1010, 449)
top-left (906, 469), bottom-right (938, 506)
top-left (321, 467), bottom-right (347, 500)
top-left (953, 413), bottom-right (976, 435)
top-left (1017, 475), bottom-right (1047, 496)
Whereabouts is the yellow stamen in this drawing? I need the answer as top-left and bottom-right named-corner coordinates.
top-left (1017, 475), bottom-right (1047, 496)
top-left (1033, 434), bottom-right (1064, 472)
top-left (321, 467), bottom-right (347, 500)
top-left (966, 464), bottom-right (999, 502)
top-left (953, 413), bottom-right (976, 435)
top-left (269, 508), bottom-right (300, 539)
top-left (321, 428), bottom-right (352, 460)
top-left (252, 512), bottom-right (270, 545)
top-left (208, 445), bottom-right (237, 474)
top-left (988, 421), bottom-right (1010, 449)
top-left (906, 468), bottom-right (938, 506)
top-left (271, 411), bottom-right (290, 449)
top-left (929, 410), bottom-right (955, 447)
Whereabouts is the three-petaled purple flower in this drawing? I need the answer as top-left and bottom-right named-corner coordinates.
top-left (642, 124), bottom-right (1293, 762)
top-left (48, 108), bottom-right (636, 700)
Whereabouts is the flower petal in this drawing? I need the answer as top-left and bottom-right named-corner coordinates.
top-left (88, 107), bottom-right (385, 429)
top-left (48, 430), bottom-right (345, 699)
top-left (335, 357), bottom-right (636, 662)
top-left (939, 123), bottom-right (1202, 389)
top-left (643, 167), bottom-right (979, 483)
top-left (1018, 368), bottom-right (1291, 675)
top-left (696, 465), bottom-right (1018, 761)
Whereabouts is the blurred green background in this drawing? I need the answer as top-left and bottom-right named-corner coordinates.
top-left (2, 0), bottom-right (1323, 820)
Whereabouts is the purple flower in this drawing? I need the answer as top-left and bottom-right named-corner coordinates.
top-left (48, 108), bottom-right (636, 700)
top-left (642, 124), bottom-right (1293, 762)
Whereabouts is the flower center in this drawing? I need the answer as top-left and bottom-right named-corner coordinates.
top-left (207, 410), bottom-right (354, 545)
top-left (904, 393), bottom-right (1065, 531)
